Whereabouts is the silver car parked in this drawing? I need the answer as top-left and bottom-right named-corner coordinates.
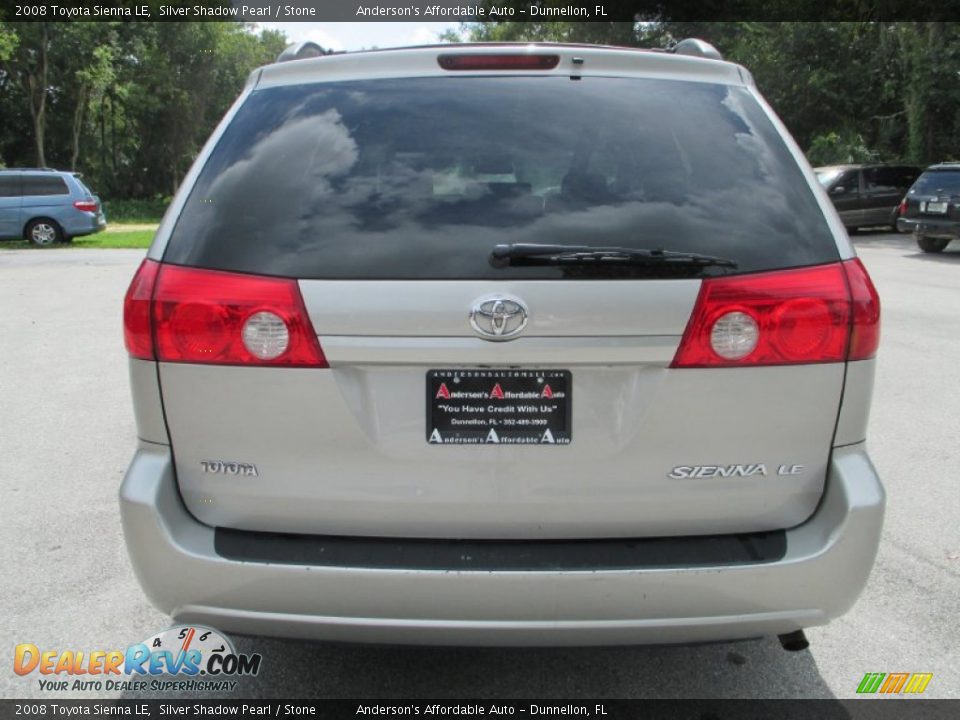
top-left (120, 41), bottom-right (884, 648)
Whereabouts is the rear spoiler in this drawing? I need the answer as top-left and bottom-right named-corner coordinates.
top-left (274, 38), bottom-right (724, 65)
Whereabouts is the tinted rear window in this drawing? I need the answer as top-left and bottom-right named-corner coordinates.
top-left (911, 170), bottom-right (960, 195)
top-left (165, 77), bottom-right (839, 279)
top-left (74, 176), bottom-right (94, 196)
top-left (22, 175), bottom-right (69, 197)
top-left (865, 166), bottom-right (918, 191)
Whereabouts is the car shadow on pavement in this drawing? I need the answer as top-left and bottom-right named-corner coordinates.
top-left (853, 232), bottom-right (960, 262)
top-left (849, 232), bottom-right (918, 251)
top-left (904, 249), bottom-right (960, 264)
top-left (120, 635), bottom-right (844, 701)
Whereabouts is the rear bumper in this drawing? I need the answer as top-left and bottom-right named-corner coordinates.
top-left (897, 216), bottom-right (960, 238)
top-left (63, 211), bottom-right (106, 237)
top-left (119, 442), bottom-right (884, 646)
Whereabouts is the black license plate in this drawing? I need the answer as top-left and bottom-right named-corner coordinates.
top-left (427, 369), bottom-right (571, 445)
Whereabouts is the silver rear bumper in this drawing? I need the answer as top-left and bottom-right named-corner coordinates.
top-left (119, 442), bottom-right (884, 646)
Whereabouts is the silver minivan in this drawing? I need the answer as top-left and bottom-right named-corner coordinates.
top-left (120, 42), bottom-right (884, 647)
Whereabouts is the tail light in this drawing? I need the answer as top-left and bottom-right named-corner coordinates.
top-left (73, 200), bottom-right (98, 212)
top-left (123, 260), bottom-right (160, 360)
top-left (671, 260), bottom-right (880, 368)
top-left (898, 198), bottom-right (907, 216)
top-left (843, 258), bottom-right (881, 360)
top-left (122, 261), bottom-right (328, 367)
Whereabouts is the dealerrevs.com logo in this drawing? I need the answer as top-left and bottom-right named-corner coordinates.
top-left (14, 626), bottom-right (262, 692)
top-left (856, 672), bottom-right (933, 695)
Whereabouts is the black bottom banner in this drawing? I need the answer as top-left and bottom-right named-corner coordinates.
top-left (0, 700), bottom-right (958, 720)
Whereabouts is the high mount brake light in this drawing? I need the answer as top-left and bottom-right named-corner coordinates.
top-left (671, 260), bottom-right (880, 368)
top-left (438, 54), bottom-right (560, 71)
top-left (122, 261), bottom-right (328, 368)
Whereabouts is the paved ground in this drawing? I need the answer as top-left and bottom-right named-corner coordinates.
top-left (1, 235), bottom-right (957, 700)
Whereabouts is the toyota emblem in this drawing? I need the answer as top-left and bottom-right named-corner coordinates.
top-left (469, 296), bottom-right (529, 340)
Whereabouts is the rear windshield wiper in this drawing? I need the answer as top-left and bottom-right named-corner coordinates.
top-left (489, 243), bottom-right (738, 270)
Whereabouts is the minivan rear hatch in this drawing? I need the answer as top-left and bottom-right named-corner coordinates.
top-left (154, 69), bottom-right (852, 539)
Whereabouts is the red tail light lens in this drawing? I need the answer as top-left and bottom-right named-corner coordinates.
top-left (123, 259), bottom-right (160, 360)
top-left (843, 258), bottom-right (881, 360)
top-left (438, 54), bottom-right (560, 71)
top-left (73, 200), bottom-right (98, 212)
top-left (151, 265), bottom-right (327, 367)
top-left (672, 260), bottom-right (880, 368)
top-left (123, 261), bottom-right (327, 367)
top-left (898, 198), bottom-right (907, 216)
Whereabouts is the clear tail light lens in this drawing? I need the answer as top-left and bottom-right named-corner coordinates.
top-left (242, 311), bottom-right (290, 361)
top-left (709, 311), bottom-right (759, 360)
top-left (672, 260), bottom-right (880, 368)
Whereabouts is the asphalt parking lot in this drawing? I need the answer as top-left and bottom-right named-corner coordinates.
top-left (1, 233), bottom-right (958, 700)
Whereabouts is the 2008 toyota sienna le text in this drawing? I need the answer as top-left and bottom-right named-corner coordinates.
top-left (120, 42), bottom-right (884, 647)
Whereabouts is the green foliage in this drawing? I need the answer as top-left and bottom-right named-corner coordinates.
top-left (0, 21), bottom-right (288, 198)
top-left (75, 229), bottom-right (155, 249)
top-left (806, 131), bottom-right (878, 166)
top-left (3, 19), bottom-right (958, 200)
top-left (103, 197), bottom-right (171, 224)
top-left (457, 20), bottom-right (960, 166)
top-left (0, 229), bottom-right (155, 250)
top-left (0, 21), bottom-right (16, 62)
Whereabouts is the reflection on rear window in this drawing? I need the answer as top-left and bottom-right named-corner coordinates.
top-left (165, 76), bottom-right (838, 279)
top-left (816, 169), bottom-right (843, 187)
top-left (75, 177), bottom-right (94, 196)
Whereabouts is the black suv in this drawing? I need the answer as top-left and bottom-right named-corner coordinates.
top-left (896, 162), bottom-right (960, 253)
top-left (816, 164), bottom-right (920, 232)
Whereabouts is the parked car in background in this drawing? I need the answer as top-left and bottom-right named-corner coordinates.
top-left (896, 162), bottom-right (960, 253)
top-left (815, 163), bottom-right (920, 232)
top-left (0, 168), bottom-right (106, 245)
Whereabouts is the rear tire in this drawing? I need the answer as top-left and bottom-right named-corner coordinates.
top-left (25, 219), bottom-right (63, 246)
top-left (916, 236), bottom-right (950, 253)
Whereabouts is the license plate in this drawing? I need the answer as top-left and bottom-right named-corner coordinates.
top-left (427, 369), bottom-right (571, 445)
top-left (924, 201), bottom-right (948, 214)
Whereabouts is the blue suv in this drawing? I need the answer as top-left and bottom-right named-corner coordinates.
top-left (0, 169), bottom-right (107, 245)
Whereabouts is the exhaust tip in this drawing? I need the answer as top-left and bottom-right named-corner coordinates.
top-left (778, 630), bottom-right (810, 652)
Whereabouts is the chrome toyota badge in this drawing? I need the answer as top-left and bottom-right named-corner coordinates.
top-left (469, 296), bottom-right (529, 340)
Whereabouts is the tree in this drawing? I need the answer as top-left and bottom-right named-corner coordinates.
top-left (453, 20), bottom-right (960, 164)
top-left (897, 22), bottom-right (960, 163)
top-left (1, 23), bottom-right (52, 166)
top-left (45, 23), bottom-right (121, 171)
top-left (0, 21), bottom-right (288, 194)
